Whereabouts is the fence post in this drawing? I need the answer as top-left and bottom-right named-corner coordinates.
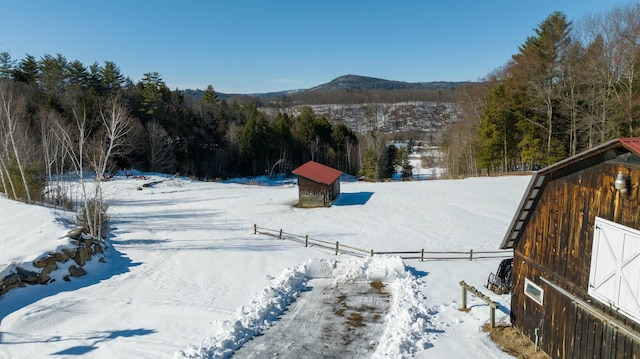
top-left (459, 280), bottom-right (497, 327)
top-left (254, 224), bottom-right (257, 235)
top-left (490, 303), bottom-right (496, 328)
top-left (371, 249), bottom-right (374, 257)
top-left (279, 229), bottom-right (283, 239)
top-left (336, 241), bottom-right (339, 255)
top-left (469, 249), bottom-right (473, 261)
top-left (305, 235), bottom-right (308, 247)
top-left (421, 248), bottom-right (424, 262)
top-left (460, 281), bottom-right (467, 310)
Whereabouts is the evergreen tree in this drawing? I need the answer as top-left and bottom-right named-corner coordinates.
top-left (0, 52), bottom-right (15, 79)
top-left (511, 11), bottom-right (572, 165)
top-left (201, 85), bottom-right (218, 104)
top-left (87, 62), bottom-right (104, 93)
top-left (13, 54), bottom-right (39, 84)
top-left (359, 149), bottom-right (378, 180)
top-left (67, 60), bottom-right (88, 91)
top-left (38, 53), bottom-right (69, 96)
top-left (476, 83), bottom-right (518, 173)
top-left (138, 72), bottom-right (166, 117)
top-left (102, 61), bottom-right (124, 91)
top-left (240, 105), bottom-right (273, 175)
top-left (380, 144), bottom-right (396, 179)
top-left (397, 148), bottom-right (413, 179)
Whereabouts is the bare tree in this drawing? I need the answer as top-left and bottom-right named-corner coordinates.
top-left (147, 120), bottom-right (175, 172)
top-left (39, 108), bottom-right (73, 207)
top-left (51, 97), bottom-right (100, 236)
top-left (87, 94), bottom-right (133, 239)
top-left (0, 80), bottom-right (32, 202)
top-left (87, 94), bottom-right (133, 179)
top-left (605, 3), bottom-right (640, 136)
top-left (575, 23), bottom-right (616, 146)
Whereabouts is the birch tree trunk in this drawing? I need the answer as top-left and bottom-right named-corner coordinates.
top-left (0, 80), bottom-right (31, 202)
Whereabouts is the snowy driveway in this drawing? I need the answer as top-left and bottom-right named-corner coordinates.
top-left (233, 279), bottom-right (391, 358)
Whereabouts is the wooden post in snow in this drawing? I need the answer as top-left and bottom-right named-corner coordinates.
top-left (461, 282), bottom-right (467, 309)
top-left (459, 280), bottom-right (498, 328)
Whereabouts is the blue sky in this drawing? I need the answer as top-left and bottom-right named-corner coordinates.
top-left (0, 1), bottom-right (623, 94)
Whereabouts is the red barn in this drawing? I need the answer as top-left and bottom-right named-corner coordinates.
top-left (292, 161), bottom-right (342, 208)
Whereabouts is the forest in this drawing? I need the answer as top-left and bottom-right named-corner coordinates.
top-left (0, 49), bottom-right (422, 216)
top-left (443, 3), bottom-right (640, 178)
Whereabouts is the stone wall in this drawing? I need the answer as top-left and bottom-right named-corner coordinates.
top-left (0, 229), bottom-right (106, 296)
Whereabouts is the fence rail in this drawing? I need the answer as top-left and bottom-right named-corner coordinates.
top-left (459, 280), bottom-right (499, 328)
top-left (254, 224), bottom-right (513, 261)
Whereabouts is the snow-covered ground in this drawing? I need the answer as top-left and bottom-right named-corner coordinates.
top-left (0, 173), bottom-right (531, 358)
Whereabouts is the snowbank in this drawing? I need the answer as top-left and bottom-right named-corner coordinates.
top-left (175, 256), bottom-right (436, 359)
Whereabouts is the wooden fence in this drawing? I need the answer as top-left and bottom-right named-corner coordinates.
top-left (253, 224), bottom-right (513, 261)
top-left (459, 280), bottom-right (499, 328)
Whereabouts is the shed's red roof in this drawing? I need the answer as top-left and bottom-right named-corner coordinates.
top-left (292, 161), bottom-right (342, 185)
top-left (620, 137), bottom-right (640, 154)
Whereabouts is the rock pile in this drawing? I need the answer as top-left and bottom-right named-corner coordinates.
top-left (0, 228), bottom-right (106, 296)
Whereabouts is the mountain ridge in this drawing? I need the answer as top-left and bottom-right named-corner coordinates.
top-left (184, 74), bottom-right (469, 99)
top-left (308, 74), bottom-right (467, 92)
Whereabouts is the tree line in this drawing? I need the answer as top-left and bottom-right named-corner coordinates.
top-left (0, 50), bottom-right (422, 225)
top-left (442, 3), bottom-right (640, 178)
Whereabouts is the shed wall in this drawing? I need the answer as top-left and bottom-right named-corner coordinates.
top-left (297, 176), bottom-right (338, 207)
top-left (513, 162), bottom-right (640, 358)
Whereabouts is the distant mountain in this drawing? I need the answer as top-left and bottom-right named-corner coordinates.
top-left (182, 75), bottom-right (468, 100)
top-left (308, 75), bottom-right (466, 92)
top-left (181, 74), bottom-right (466, 137)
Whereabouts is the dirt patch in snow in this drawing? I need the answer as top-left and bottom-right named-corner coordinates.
top-left (233, 279), bottom-right (391, 358)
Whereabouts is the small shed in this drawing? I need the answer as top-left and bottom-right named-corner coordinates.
top-left (500, 138), bottom-right (640, 359)
top-left (292, 161), bottom-right (342, 208)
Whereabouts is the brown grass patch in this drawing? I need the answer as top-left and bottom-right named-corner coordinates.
top-left (370, 281), bottom-right (386, 293)
top-left (346, 312), bottom-right (366, 327)
top-left (483, 324), bottom-right (551, 359)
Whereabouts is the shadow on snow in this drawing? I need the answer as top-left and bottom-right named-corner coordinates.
top-left (332, 192), bottom-right (374, 206)
top-left (0, 237), bottom-right (140, 332)
top-left (1, 328), bottom-right (156, 356)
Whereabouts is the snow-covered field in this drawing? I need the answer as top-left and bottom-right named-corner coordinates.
top-left (0, 173), bottom-right (531, 358)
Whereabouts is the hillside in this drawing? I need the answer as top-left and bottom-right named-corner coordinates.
top-left (234, 75), bottom-right (464, 137)
top-left (184, 75), bottom-right (465, 137)
top-left (262, 101), bottom-right (458, 137)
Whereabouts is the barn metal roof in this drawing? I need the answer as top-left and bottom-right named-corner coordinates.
top-left (292, 161), bottom-right (342, 185)
top-left (500, 138), bottom-right (640, 250)
top-left (620, 137), bottom-right (640, 153)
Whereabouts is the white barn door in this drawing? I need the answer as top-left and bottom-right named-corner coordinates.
top-left (588, 217), bottom-right (640, 324)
